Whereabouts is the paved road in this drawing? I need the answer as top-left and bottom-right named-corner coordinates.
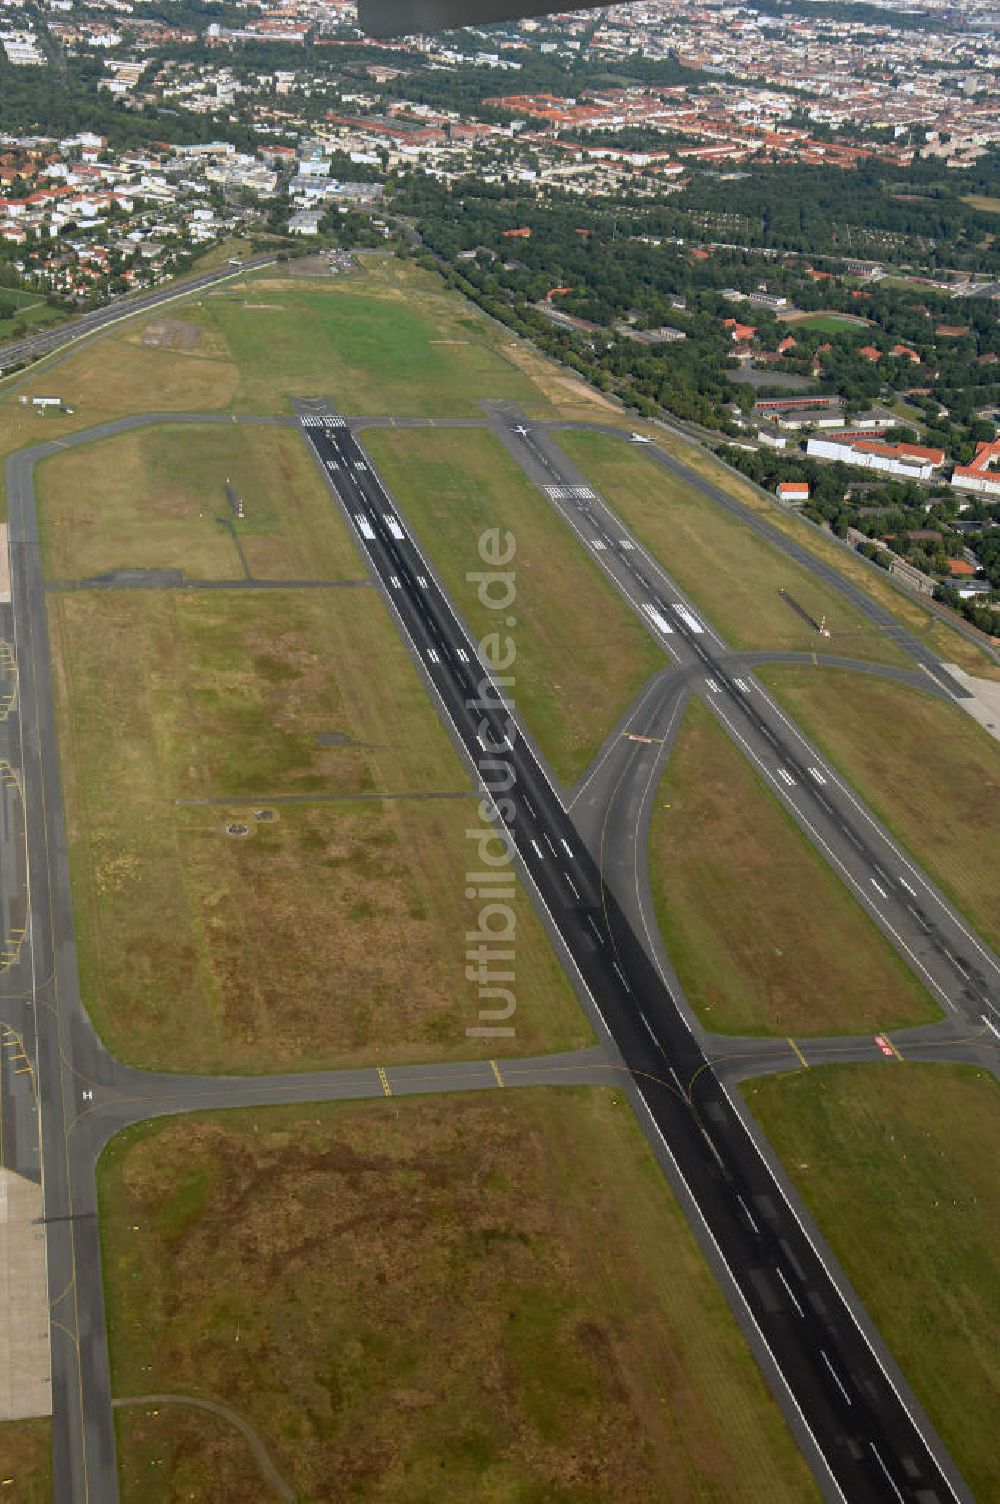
top-left (4, 404), bottom-right (997, 1501)
top-left (0, 258), bottom-right (275, 377)
top-left (305, 410), bottom-right (974, 1502)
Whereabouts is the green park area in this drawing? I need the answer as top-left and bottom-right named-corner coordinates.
top-left (747, 1064), bottom-right (1000, 1500)
top-left (365, 427), bottom-right (665, 784)
top-left (650, 701), bottom-right (938, 1035)
top-left (0, 1419), bottom-right (52, 1503)
top-left (36, 423), bottom-right (366, 582)
top-left (50, 584), bottom-right (587, 1073)
top-left (101, 1090), bottom-right (818, 1504)
top-left (759, 668), bottom-right (1000, 952)
top-left (559, 431), bottom-right (906, 665)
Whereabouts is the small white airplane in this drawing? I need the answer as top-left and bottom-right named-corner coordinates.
top-left (630, 433), bottom-right (652, 444)
top-left (514, 424), bottom-right (529, 436)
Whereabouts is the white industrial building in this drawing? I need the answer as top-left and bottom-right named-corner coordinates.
top-left (806, 434), bottom-right (945, 480)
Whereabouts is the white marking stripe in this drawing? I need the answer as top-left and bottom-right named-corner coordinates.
top-left (777, 768), bottom-right (795, 786)
top-left (706, 678), bottom-right (720, 693)
top-left (899, 877), bottom-right (916, 896)
top-left (807, 767), bottom-right (827, 785)
top-left (456, 648), bottom-right (469, 662)
top-left (354, 514), bottom-right (375, 540)
top-left (426, 648), bottom-right (439, 664)
top-left (591, 539), bottom-right (606, 551)
top-left (612, 961), bottom-right (630, 992)
top-left (737, 1194), bottom-right (760, 1235)
top-left (870, 878), bottom-right (887, 899)
top-left (545, 485), bottom-right (595, 500)
top-left (820, 1349), bottom-right (852, 1404)
top-left (301, 414), bottom-right (346, 427)
top-left (775, 1266), bottom-right (804, 1317)
top-left (560, 838), bottom-right (573, 858)
top-left (389, 576), bottom-right (400, 589)
top-left (531, 839), bottom-right (544, 859)
top-left (639, 1010), bottom-right (657, 1042)
top-left (734, 678), bottom-right (749, 693)
top-left (672, 603), bottom-right (704, 634)
top-left (416, 575), bottom-right (428, 588)
top-left (870, 1446), bottom-right (904, 1503)
top-left (564, 872), bottom-right (579, 898)
top-left (642, 603), bottom-right (674, 635)
top-left (620, 539), bottom-right (634, 549)
top-left (354, 461), bottom-right (367, 471)
top-left (383, 514), bottom-right (404, 540)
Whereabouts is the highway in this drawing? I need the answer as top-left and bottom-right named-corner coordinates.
top-left (0, 256), bottom-right (275, 377)
top-left (302, 411), bottom-right (974, 1504)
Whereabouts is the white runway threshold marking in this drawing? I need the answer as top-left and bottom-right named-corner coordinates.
top-left (641, 603), bottom-right (674, 635)
top-left (544, 485), bottom-right (595, 501)
top-left (354, 514), bottom-right (375, 540)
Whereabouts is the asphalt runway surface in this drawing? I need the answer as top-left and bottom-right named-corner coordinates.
top-left (1, 401), bottom-right (997, 1501)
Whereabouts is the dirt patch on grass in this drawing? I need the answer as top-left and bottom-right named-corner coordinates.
top-left (102, 1092), bottom-right (817, 1504)
top-left (141, 319), bottom-right (204, 350)
top-left (747, 1064), bottom-right (1000, 1500)
top-left (650, 701), bottom-right (938, 1034)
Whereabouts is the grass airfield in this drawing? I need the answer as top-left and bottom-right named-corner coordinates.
top-left (650, 701), bottom-right (939, 1036)
top-left (102, 1090), bottom-right (819, 1504)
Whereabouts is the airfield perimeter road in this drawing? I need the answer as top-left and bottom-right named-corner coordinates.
top-left (2, 406), bottom-right (998, 1502)
top-left (0, 256), bottom-right (275, 379)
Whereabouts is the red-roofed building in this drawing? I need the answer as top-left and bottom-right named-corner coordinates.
top-left (807, 433), bottom-right (945, 479)
top-left (502, 227), bottom-right (532, 239)
top-left (952, 439), bottom-right (1000, 499)
top-left (723, 317), bottom-right (756, 343)
top-left (777, 335), bottom-right (797, 354)
top-left (859, 345), bottom-right (882, 362)
top-left (777, 481), bottom-right (810, 502)
top-left (891, 344), bottom-right (920, 364)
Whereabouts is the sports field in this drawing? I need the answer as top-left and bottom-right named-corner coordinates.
top-left (50, 585), bottom-right (588, 1071)
top-left (36, 423), bottom-right (365, 582)
top-left (0, 1419), bottom-right (51, 1502)
top-left (101, 1090), bottom-right (818, 1504)
top-left (747, 1064), bottom-right (1000, 1500)
top-left (650, 702), bottom-right (938, 1035)
top-left (759, 667), bottom-right (1000, 952)
top-left (364, 427), bottom-right (666, 784)
top-left (560, 431), bottom-right (906, 665)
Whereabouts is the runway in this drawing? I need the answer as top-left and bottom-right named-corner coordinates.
top-left (1, 403), bottom-right (996, 1500)
top-left (300, 410), bottom-right (977, 1503)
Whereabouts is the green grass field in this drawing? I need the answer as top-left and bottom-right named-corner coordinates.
top-left (759, 667), bottom-right (1000, 952)
top-left (650, 701), bottom-right (939, 1035)
top-left (560, 431), bottom-right (906, 665)
top-left (365, 427), bottom-right (665, 784)
top-left (101, 1090), bottom-right (818, 1504)
top-left (203, 257), bottom-right (547, 417)
top-left (0, 1419), bottom-right (52, 1503)
top-left (50, 586), bottom-right (587, 1071)
top-left (36, 423), bottom-right (365, 582)
top-left (747, 1064), bottom-right (1000, 1500)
